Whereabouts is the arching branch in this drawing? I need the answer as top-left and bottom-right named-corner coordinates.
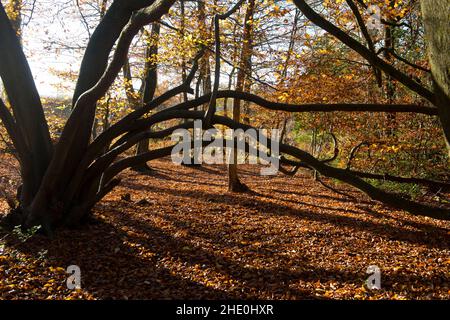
top-left (213, 114), bottom-right (450, 220)
top-left (292, 0), bottom-right (436, 104)
top-left (81, 106), bottom-right (450, 220)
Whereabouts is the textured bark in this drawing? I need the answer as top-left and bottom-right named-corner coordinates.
top-left (421, 0), bottom-right (450, 156)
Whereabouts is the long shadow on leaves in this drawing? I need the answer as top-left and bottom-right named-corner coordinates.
top-left (122, 179), bottom-right (450, 251)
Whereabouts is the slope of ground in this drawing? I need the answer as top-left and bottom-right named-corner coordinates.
top-left (0, 154), bottom-right (449, 299)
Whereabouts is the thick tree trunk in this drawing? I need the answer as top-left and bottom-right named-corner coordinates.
top-left (0, 3), bottom-right (53, 206)
top-left (21, 0), bottom-right (173, 230)
top-left (421, 0), bottom-right (450, 157)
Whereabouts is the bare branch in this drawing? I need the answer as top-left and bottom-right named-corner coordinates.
top-left (292, 0), bottom-right (436, 104)
top-left (204, 0), bottom-right (245, 128)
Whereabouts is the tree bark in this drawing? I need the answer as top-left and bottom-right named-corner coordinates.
top-left (25, 0), bottom-right (175, 229)
top-left (0, 3), bottom-right (53, 206)
top-left (421, 0), bottom-right (450, 157)
top-left (228, 0), bottom-right (254, 192)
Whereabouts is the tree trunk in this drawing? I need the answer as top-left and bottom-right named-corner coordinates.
top-left (132, 23), bottom-right (160, 172)
top-left (421, 0), bottom-right (450, 157)
top-left (0, 3), bottom-right (53, 207)
top-left (7, 0), bottom-right (22, 36)
top-left (384, 23), bottom-right (397, 137)
top-left (198, 0), bottom-right (211, 111)
top-left (227, 0), bottom-right (254, 192)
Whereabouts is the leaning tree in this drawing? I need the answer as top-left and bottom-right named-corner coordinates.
top-left (0, 0), bottom-right (449, 235)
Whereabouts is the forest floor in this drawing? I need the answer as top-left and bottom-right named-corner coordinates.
top-left (0, 153), bottom-right (449, 300)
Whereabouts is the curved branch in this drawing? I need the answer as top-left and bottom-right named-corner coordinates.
top-left (279, 165), bottom-right (301, 176)
top-left (93, 107), bottom-right (450, 220)
top-left (378, 48), bottom-right (431, 73)
top-left (103, 145), bottom-right (175, 183)
top-left (347, 141), bottom-right (370, 170)
top-left (29, 0), bottom-right (176, 222)
top-left (73, 0), bottom-right (161, 103)
top-left (321, 132), bottom-right (339, 164)
top-left (347, 170), bottom-right (450, 191)
top-left (174, 90), bottom-right (438, 115)
top-left (213, 114), bottom-right (450, 220)
top-left (345, 0), bottom-right (382, 86)
top-left (292, 0), bottom-right (436, 104)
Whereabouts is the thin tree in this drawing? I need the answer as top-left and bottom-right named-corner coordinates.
top-left (227, 0), bottom-right (255, 192)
